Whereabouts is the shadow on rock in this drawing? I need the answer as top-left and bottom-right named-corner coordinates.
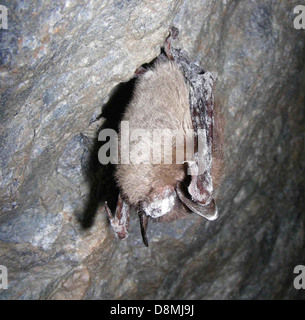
top-left (79, 78), bottom-right (137, 229)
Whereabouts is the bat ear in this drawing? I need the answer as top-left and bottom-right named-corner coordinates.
top-left (176, 182), bottom-right (218, 221)
top-left (138, 211), bottom-right (149, 247)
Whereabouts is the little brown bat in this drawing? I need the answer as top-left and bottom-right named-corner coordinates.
top-left (105, 27), bottom-right (223, 246)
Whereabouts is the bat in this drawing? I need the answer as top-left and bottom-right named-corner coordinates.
top-left (105, 27), bottom-right (223, 246)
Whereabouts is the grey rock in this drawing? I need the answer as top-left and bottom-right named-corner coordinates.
top-left (0, 0), bottom-right (304, 299)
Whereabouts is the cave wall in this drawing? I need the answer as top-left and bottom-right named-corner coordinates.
top-left (0, 0), bottom-right (304, 299)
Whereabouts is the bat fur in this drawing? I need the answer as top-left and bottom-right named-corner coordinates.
top-left (114, 58), bottom-right (224, 223)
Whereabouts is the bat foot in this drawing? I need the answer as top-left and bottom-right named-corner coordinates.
top-left (105, 194), bottom-right (130, 240)
top-left (168, 26), bottom-right (179, 39)
top-left (165, 26), bottom-right (179, 60)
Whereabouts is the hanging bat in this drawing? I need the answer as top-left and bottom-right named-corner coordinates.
top-left (105, 27), bottom-right (223, 246)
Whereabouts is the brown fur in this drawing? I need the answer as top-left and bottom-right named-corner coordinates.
top-left (115, 59), bottom-right (224, 221)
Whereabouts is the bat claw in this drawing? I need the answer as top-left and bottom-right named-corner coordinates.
top-left (168, 26), bottom-right (179, 39)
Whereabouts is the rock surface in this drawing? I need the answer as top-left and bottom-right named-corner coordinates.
top-left (0, 0), bottom-right (304, 299)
